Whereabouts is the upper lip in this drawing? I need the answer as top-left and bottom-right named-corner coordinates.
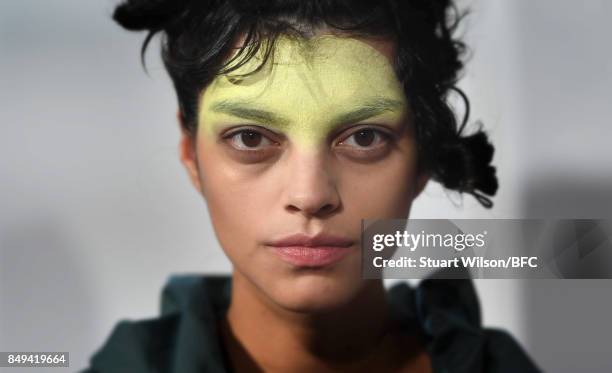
top-left (266, 232), bottom-right (354, 248)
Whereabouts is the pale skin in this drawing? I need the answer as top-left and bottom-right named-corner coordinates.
top-left (179, 33), bottom-right (431, 372)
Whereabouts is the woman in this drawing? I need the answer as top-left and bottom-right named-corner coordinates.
top-left (84, 0), bottom-right (540, 372)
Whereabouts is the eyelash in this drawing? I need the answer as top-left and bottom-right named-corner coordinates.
top-left (223, 125), bottom-right (393, 152)
top-left (337, 127), bottom-right (393, 150)
top-left (222, 126), bottom-right (280, 151)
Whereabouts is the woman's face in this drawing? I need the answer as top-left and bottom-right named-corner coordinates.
top-left (181, 34), bottom-right (427, 312)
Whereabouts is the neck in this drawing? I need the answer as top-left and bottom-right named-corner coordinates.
top-left (221, 270), bottom-right (397, 373)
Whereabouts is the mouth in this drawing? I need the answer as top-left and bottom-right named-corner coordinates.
top-left (265, 232), bottom-right (355, 268)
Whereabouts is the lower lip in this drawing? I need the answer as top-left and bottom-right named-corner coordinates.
top-left (269, 245), bottom-right (353, 267)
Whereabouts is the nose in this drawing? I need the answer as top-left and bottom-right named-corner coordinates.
top-left (282, 149), bottom-right (341, 218)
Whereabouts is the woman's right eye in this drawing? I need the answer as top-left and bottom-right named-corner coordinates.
top-left (225, 129), bottom-right (276, 150)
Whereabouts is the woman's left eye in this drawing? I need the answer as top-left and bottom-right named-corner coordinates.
top-left (338, 128), bottom-right (391, 149)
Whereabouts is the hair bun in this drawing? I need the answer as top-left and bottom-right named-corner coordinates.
top-left (113, 0), bottom-right (189, 31)
top-left (434, 131), bottom-right (499, 207)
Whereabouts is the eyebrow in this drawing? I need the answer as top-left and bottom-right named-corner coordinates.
top-left (330, 97), bottom-right (405, 125)
top-left (210, 100), bottom-right (291, 127)
top-left (209, 97), bottom-right (405, 128)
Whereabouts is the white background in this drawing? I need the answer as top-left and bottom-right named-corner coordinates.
top-left (1, 1), bottom-right (611, 372)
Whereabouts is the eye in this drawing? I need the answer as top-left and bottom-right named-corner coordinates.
top-left (225, 128), bottom-right (276, 150)
top-left (338, 127), bottom-right (391, 149)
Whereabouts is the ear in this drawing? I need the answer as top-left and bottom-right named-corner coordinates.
top-left (177, 111), bottom-right (204, 194)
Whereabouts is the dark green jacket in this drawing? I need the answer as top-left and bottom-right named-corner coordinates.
top-left (82, 275), bottom-right (541, 373)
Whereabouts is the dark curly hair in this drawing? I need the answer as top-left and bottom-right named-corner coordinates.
top-left (112, 0), bottom-right (498, 208)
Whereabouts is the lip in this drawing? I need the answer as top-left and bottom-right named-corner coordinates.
top-left (267, 232), bottom-right (354, 248)
top-left (266, 232), bottom-right (355, 268)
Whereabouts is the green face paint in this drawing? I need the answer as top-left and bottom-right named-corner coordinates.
top-left (199, 35), bottom-right (408, 149)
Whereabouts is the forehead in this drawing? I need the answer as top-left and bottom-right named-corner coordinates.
top-left (200, 35), bottom-right (406, 127)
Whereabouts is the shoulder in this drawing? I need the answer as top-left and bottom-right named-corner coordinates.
top-left (480, 327), bottom-right (542, 373)
top-left (388, 274), bottom-right (542, 373)
top-left (81, 315), bottom-right (180, 373)
top-left (81, 274), bottom-right (231, 373)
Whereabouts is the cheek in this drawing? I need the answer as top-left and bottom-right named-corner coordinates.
top-left (195, 138), bottom-right (269, 259)
top-left (340, 148), bottom-right (418, 219)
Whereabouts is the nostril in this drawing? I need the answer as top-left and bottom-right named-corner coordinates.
top-left (319, 204), bottom-right (335, 214)
top-left (286, 204), bottom-right (301, 213)
top-left (285, 202), bottom-right (337, 216)
top-left (310, 203), bottom-right (338, 217)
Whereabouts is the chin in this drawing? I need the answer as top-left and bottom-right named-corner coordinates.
top-left (267, 269), bottom-right (365, 314)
